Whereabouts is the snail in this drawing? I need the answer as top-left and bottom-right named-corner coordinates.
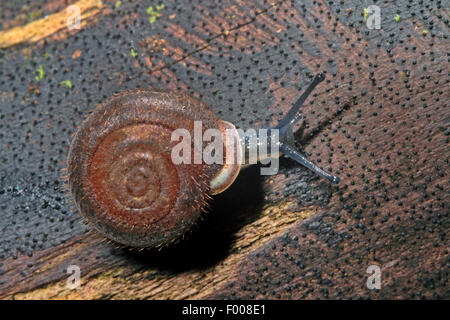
top-left (67, 72), bottom-right (339, 248)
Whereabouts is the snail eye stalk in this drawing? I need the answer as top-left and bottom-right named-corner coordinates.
top-left (273, 72), bottom-right (340, 185)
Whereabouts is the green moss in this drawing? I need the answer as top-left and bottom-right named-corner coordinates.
top-left (60, 80), bottom-right (72, 89)
top-left (35, 65), bottom-right (45, 81)
top-left (363, 8), bottom-right (368, 22)
top-left (147, 4), bottom-right (165, 25)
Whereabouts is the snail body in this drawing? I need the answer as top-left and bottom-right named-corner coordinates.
top-left (67, 73), bottom-right (339, 248)
top-left (68, 91), bottom-right (240, 247)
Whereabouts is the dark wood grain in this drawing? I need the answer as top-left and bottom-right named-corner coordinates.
top-left (0, 0), bottom-right (448, 299)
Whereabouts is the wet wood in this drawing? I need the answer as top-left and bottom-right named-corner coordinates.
top-left (0, 0), bottom-right (448, 299)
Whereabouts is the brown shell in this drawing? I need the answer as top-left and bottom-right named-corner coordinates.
top-left (67, 90), bottom-right (224, 248)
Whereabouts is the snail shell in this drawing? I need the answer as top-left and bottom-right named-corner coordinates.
top-left (67, 90), bottom-right (241, 248)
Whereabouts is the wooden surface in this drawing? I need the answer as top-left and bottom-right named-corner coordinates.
top-left (0, 0), bottom-right (448, 299)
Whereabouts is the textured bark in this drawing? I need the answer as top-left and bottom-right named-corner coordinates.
top-left (0, 0), bottom-right (448, 299)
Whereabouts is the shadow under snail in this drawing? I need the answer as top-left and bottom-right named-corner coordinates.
top-left (67, 73), bottom-right (340, 248)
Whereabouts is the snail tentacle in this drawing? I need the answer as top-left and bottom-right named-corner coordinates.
top-left (270, 72), bottom-right (340, 184)
top-left (279, 142), bottom-right (340, 185)
top-left (274, 72), bottom-right (325, 134)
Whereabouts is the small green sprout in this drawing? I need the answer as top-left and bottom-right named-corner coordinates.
top-left (147, 4), bottom-right (165, 25)
top-left (394, 14), bottom-right (401, 22)
top-left (363, 8), bottom-right (368, 22)
top-left (60, 80), bottom-right (72, 89)
top-left (35, 65), bottom-right (45, 81)
top-left (130, 48), bottom-right (138, 58)
top-left (422, 30), bottom-right (429, 35)
top-left (115, 1), bottom-right (122, 9)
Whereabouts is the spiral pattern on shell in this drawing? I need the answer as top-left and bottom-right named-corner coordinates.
top-left (68, 90), bottom-right (222, 248)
